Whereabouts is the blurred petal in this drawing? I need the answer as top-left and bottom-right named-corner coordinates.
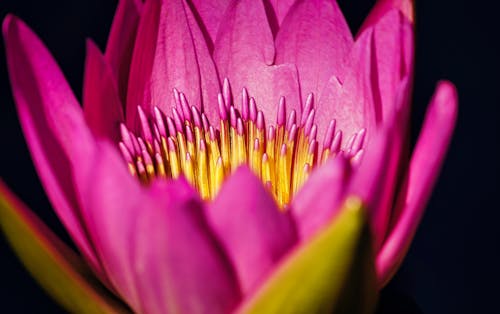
top-left (2, 15), bottom-right (102, 274)
top-left (104, 0), bottom-right (142, 102)
top-left (377, 81), bottom-right (458, 286)
top-left (275, 0), bottom-right (353, 103)
top-left (83, 40), bottom-right (124, 143)
top-left (237, 198), bottom-right (377, 314)
top-left (291, 156), bottom-right (350, 240)
top-left (214, 0), bottom-right (301, 123)
top-left (359, 0), bottom-right (414, 34)
top-left (0, 181), bottom-right (130, 314)
top-left (134, 180), bottom-right (241, 314)
top-left (318, 30), bottom-right (376, 147)
top-left (206, 167), bottom-right (296, 294)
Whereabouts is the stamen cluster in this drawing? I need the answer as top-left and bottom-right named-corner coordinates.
top-left (119, 82), bottom-right (366, 207)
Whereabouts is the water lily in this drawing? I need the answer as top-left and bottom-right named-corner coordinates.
top-left (0, 0), bottom-right (457, 313)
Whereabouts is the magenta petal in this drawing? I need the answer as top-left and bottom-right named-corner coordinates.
top-left (368, 9), bottom-right (414, 123)
top-left (2, 15), bottom-right (102, 275)
top-left (359, 0), bottom-right (414, 34)
top-left (275, 0), bottom-right (353, 103)
top-left (376, 81), bottom-right (458, 286)
top-left (188, 0), bottom-right (230, 49)
top-left (83, 40), bottom-right (124, 143)
top-left (214, 0), bottom-right (302, 123)
top-left (206, 167), bottom-right (297, 294)
top-left (291, 156), bottom-right (351, 240)
top-left (128, 0), bottom-right (221, 127)
top-left (104, 0), bottom-right (142, 103)
top-left (318, 30), bottom-right (376, 148)
top-left (126, 0), bottom-right (161, 127)
top-left (135, 180), bottom-right (241, 314)
top-left (268, 0), bottom-right (297, 25)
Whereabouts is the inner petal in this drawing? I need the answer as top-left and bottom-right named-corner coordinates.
top-left (118, 82), bottom-right (366, 208)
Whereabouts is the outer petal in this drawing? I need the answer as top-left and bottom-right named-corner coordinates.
top-left (318, 30), bottom-right (376, 148)
top-left (377, 81), bottom-right (458, 286)
top-left (78, 143), bottom-right (240, 313)
top-left (2, 15), bottom-right (101, 275)
top-left (0, 181), bottom-right (130, 314)
top-left (104, 0), bottom-right (142, 103)
top-left (291, 156), bottom-right (350, 240)
top-left (134, 180), bottom-right (241, 314)
top-left (83, 40), bottom-right (124, 143)
top-left (365, 9), bottom-right (414, 124)
top-left (275, 0), bottom-right (353, 104)
top-left (237, 198), bottom-right (376, 314)
top-left (359, 0), bottom-right (414, 34)
top-left (127, 0), bottom-right (220, 127)
top-left (206, 167), bottom-right (297, 294)
top-left (213, 0), bottom-right (302, 124)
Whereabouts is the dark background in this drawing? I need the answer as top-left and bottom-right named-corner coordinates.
top-left (0, 0), bottom-right (498, 313)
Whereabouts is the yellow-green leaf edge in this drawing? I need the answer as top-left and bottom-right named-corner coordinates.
top-left (0, 181), bottom-right (130, 313)
top-left (237, 197), bottom-right (378, 314)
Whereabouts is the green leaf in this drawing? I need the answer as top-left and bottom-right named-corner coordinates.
top-left (237, 197), bottom-right (378, 314)
top-left (0, 181), bottom-right (130, 313)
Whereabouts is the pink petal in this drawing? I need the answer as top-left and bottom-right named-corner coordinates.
top-left (78, 143), bottom-right (240, 313)
top-left (206, 167), bottom-right (297, 294)
top-left (2, 15), bottom-right (102, 276)
top-left (126, 0), bottom-right (161, 127)
top-left (104, 0), bottom-right (142, 103)
top-left (83, 40), bottom-right (124, 143)
top-left (268, 0), bottom-right (297, 25)
top-left (318, 30), bottom-right (376, 148)
top-left (376, 81), bottom-right (458, 286)
top-left (213, 0), bottom-right (301, 124)
top-left (366, 9), bottom-right (414, 124)
top-left (187, 0), bottom-right (230, 49)
top-left (275, 0), bottom-right (353, 104)
top-left (127, 0), bottom-right (220, 127)
top-left (291, 156), bottom-right (351, 240)
top-left (135, 180), bottom-right (241, 314)
top-left (359, 0), bottom-right (414, 34)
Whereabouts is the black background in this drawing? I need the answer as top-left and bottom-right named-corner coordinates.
top-left (0, 0), bottom-right (498, 313)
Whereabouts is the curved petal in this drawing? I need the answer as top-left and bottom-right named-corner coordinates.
top-left (78, 143), bottom-right (240, 313)
top-left (268, 0), bottom-right (297, 26)
top-left (364, 9), bottom-right (414, 124)
top-left (275, 0), bottom-right (353, 104)
top-left (127, 0), bottom-right (220, 127)
top-left (213, 0), bottom-right (302, 124)
top-left (83, 40), bottom-right (124, 143)
top-left (104, 0), bottom-right (142, 103)
top-left (359, 0), bottom-right (414, 35)
top-left (187, 0), bottom-right (230, 49)
top-left (291, 156), bottom-right (351, 240)
top-left (2, 15), bottom-right (102, 275)
top-left (376, 81), bottom-right (458, 286)
top-left (206, 166), bottom-right (297, 294)
top-left (318, 30), bottom-right (376, 148)
top-left (0, 181), bottom-right (130, 314)
top-left (236, 198), bottom-right (376, 314)
top-left (134, 179), bottom-right (241, 314)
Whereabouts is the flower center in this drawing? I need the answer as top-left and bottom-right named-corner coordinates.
top-left (119, 86), bottom-right (366, 208)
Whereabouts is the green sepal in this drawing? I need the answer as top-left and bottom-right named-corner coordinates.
top-left (0, 181), bottom-right (130, 313)
top-left (237, 197), bottom-right (378, 314)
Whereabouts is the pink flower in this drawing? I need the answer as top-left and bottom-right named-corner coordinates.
top-left (0, 0), bottom-right (457, 313)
